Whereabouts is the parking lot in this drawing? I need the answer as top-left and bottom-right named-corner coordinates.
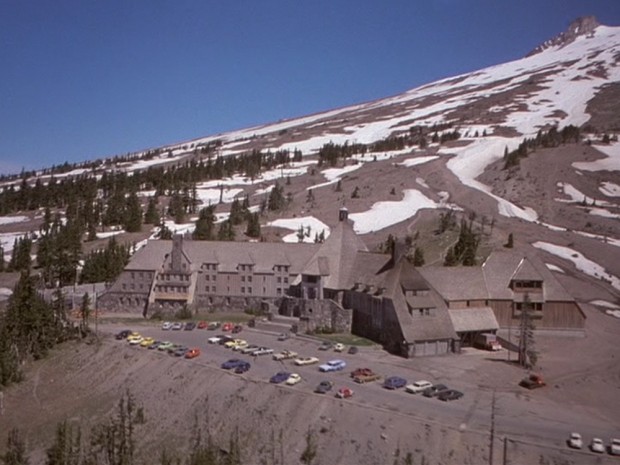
top-left (104, 318), bottom-right (620, 460)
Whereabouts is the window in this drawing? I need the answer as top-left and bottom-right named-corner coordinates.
top-left (241, 276), bottom-right (245, 282)
top-left (122, 283), bottom-right (127, 290)
top-left (212, 275), bottom-right (217, 282)
top-left (276, 288), bottom-right (282, 295)
top-left (206, 286), bottom-right (210, 292)
top-left (206, 275), bottom-right (210, 281)
top-left (241, 287), bottom-right (245, 293)
top-left (248, 287), bottom-right (252, 294)
top-left (277, 277), bottom-right (281, 283)
top-left (130, 283), bottom-right (135, 290)
top-left (248, 276), bottom-right (252, 283)
top-left (131, 272), bottom-right (135, 279)
top-left (284, 277), bottom-right (288, 284)
top-left (212, 286), bottom-right (216, 292)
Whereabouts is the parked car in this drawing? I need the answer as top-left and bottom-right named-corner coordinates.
top-left (126, 332), bottom-right (141, 342)
top-left (221, 359), bottom-right (246, 370)
top-left (222, 322), bottom-right (234, 332)
top-left (161, 322), bottom-right (173, 331)
top-left (610, 438), bottom-right (620, 455)
top-left (437, 389), bottom-right (464, 401)
top-left (148, 341), bottom-right (162, 350)
top-left (208, 335), bottom-right (224, 344)
top-left (166, 344), bottom-right (181, 354)
top-left (314, 380), bottom-right (334, 394)
top-left (197, 320), bottom-right (208, 329)
top-left (590, 438), bottom-right (605, 453)
top-left (253, 347), bottom-right (274, 356)
top-left (277, 333), bottom-right (290, 341)
top-left (273, 350), bottom-right (298, 361)
top-left (318, 341), bottom-right (332, 351)
top-left (319, 360), bottom-right (346, 372)
top-left (567, 433), bottom-right (583, 449)
top-left (217, 336), bottom-right (235, 346)
top-left (207, 321), bottom-right (221, 330)
top-left (234, 361), bottom-right (251, 374)
top-left (353, 371), bottom-right (381, 384)
top-left (128, 335), bottom-right (144, 345)
top-left (285, 373), bottom-right (302, 385)
top-left (173, 346), bottom-right (189, 357)
top-left (336, 387), bottom-right (354, 399)
top-left (224, 339), bottom-right (247, 349)
top-left (405, 380), bottom-right (433, 394)
top-left (185, 348), bottom-right (201, 359)
top-left (347, 346), bottom-right (359, 355)
top-left (140, 337), bottom-right (156, 347)
top-left (240, 344), bottom-right (260, 355)
top-left (422, 384), bottom-right (449, 397)
top-left (351, 368), bottom-right (374, 378)
top-left (270, 372), bottom-right (291, 384)
top-left (115, 329), bottom-right (132, 340)
top-left (231, 340), bottom-right (249, 351)
top-left (232, 325), bottom-right (243, 334)
top-left (333, 343), bottom-right (345, 352)
top-left (157, 341), bottom-right (174, 351)
top-left (519, 374), bottom-right (546, 389)
top-left (294, 356), bottom-right (319, 366)
top-left (171, 322), bottom-right (183, 331)
top-left (383, 376), bottom-right (407, 390)
top-left (184, 321), bottom-right (196, 331)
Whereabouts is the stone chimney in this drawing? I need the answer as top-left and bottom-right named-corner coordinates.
top-left (339, 207), bottom-right (349, 222)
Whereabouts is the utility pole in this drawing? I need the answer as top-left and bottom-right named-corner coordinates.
top-left (490, 389), bottom-right (496, 465)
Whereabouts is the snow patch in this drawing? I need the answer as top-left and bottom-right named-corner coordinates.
top-left (96, 230), bottom-right (125, 239)
top-left (545, 263), bottom-right (565, 273)
top-left (532, 241), bottom-right (620, 291)
top-left (0, 215), bottom-right (29, 225)
top-left (397, 155), bottom-right (439, 167)
top-left (599, 181), bottom-right (620, 197)
top-left (573, 142), bottom-right (620, 172)
top-left (589, 299), bottom-right (620, 309)
top-left (266, 216), bottom-right (331, 243)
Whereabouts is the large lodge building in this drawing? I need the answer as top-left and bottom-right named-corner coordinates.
top-left (100, 209), bottom-right (585, 357)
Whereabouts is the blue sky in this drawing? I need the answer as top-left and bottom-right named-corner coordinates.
top-left (1, 0), bottom-right (619, 175)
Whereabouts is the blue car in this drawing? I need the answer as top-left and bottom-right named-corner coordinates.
top-left (234, 362), bottom-right (251, 373)
top-left (221, 359), bottom-right (246, 370)
top-left (318, 359), bottom-right (347, 372)
top-left (383, 376), bottom-right (407, 390)
top-left (270, 371), bottom-right (291, 384)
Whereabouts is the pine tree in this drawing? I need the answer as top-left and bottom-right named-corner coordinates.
top-left (2, 428), bottom-right (29, 465)
top-left (193, 206), bottom-right (216, 241)
top-left (123, 192), bottom-right (143, 233)
top-left (412, 246), bottom-right (425, 267)
top-left (245, 213), bottom-right (261, 239)
top-left (144, 196), bottom-right (160, 225)
top-left (443, 247), bottom-right (457, 266)
top-left (505, 233), bottom-right (514, 249)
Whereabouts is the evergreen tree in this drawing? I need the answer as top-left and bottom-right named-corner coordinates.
top-left (443, 247), bottom-right (457, 266)
top-left (217, 220), bottom-right (235, 241)
top-left (518, 294), bottom-right (538, 369)
top-left (193, 206), bottom-right (216, 241)
top-left (245, 213), bottom-right (261, 239)
top-left (144, 196), bottom-right (160, 225)
top-left (412, 246), bottom-right (425, 267)
top-left (505, 233), bottom-right (514, 249)
top-left (2, 428), bottom-right (29, 465)
top-left (267, 182), bottom-right (285, 211)
top-left (45, 421), bottom-right (82, 465)
top-left (123, 192), bottom-right (143, 233)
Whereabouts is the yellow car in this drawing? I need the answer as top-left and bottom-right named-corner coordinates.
top-left (127, 332), bottom-right (142, 344)
top-left (140, 337), bottom-right (155, 347)
top-left (225, 339), bottom-right (247, 349)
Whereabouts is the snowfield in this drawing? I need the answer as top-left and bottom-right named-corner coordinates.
top-left (532, 241), bottom-right (620, 291)
top-left (266, 216), bottom-right (330, 243)
top-left (349, 189), bottom-right (440, 234)
top-left (573, 142), bottom-right (620, 172)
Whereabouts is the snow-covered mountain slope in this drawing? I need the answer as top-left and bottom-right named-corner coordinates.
top-left (1, 18), bottom-right (619, 302)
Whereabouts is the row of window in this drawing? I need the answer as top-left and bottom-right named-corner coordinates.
top-left (129, 272), bottom-right (153, 280)
top-left (202, 286), bottom-right (284, 295)
top-left (512, 280), bottom-right (543, 289)
top-left (157, 273), bottom-right (190, 282)
top-left (201, 263), bottom-right (290, 272)
top-left (514, 302), bottom-right (543, 311)
top-left (122, 283), bottom-right (145, 291)
top-left (155, 285), bottom-right (188, 294)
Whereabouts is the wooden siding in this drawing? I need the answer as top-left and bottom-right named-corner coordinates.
top-left (490, 300), bottom-right (585, 329)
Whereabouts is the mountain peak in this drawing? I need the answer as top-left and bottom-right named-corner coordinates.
top-left (527, 16), bottom-right (601, 57)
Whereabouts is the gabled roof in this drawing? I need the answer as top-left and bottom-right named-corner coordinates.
top-left (300, 219), bottom-right (368, 289)
top-left (449, 307), bottom-right (499, 333)
top-left (512, 257), bottom-right (544, 281)
top-left (127, 241), bottom-right (172, 270)
top-left (419, 267), bottom-right (489, 301)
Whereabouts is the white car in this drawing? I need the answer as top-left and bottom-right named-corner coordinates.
top-left (568, 432), bottom-right (583, 449)
top-left (273, 350), bottom-right (298, 361)
top-left (161, 321), bottom-right (173, 330)
top-left (333, 343), bottom-right (345, 352)
top-left (128, 336), bottom-right (143, 345)
top-left (253, 347), bottom-right (274, 356)
top-left (611, 438), bottom-right (620, 455)
top-left (294, 356), bottom-right (319, 366)
top-left (285, 373), bottom-right (302, 385)
top-left (405, 380), bottom-right (433, 394)
top-left (208, 335), bottom-right (223, 344)
top-left (240, 344), bottom-right (260, 354)
top-left (590, 438), bottom-right (604, 453)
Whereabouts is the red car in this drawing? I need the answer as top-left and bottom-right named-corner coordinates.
top-left (197, 321), bottom-right (208, 329)
top-left (222, 322), bottom-right (234, 332)
top-left (185, 348), bottom-right (201, 359)
top-left (336, 387), bottom-right (354, 399)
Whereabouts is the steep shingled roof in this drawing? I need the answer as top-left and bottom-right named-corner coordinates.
top-left (449, 307), bottom-right (499, 333)
top-left (300, 219), bottom-right (368, 289)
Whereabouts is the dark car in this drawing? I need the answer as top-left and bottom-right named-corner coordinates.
top-left (218, 335), bottom-right (235, 346)
top-left (318, 341), bottom-right (332, 351)
top-left (347, 346), bottom-right (359, 355)
top-left (422, 384), bottom-right (449, 398)
top-left (314, 380), bottom-right (334, 394)
top-left (269, 372), bottom-right (291, 384)
top-left (221, 359), bottom-right (246, 370)
top-left (184, 321), bottom-right (196, 331)
top-left (148, 341), bottom-right (162, 350)
top-left (232, 325), bottom-right (243, 334)
top-left (174, 346), bottom-right (189, 357)
top-left (234, 362), bottom-right (251, 374)
top-left (115, 329), bottom-right (132, 340)
top-left (383, 376), bottom-right (407, 390)
top-left (437, 389), bottom-right (463, 401)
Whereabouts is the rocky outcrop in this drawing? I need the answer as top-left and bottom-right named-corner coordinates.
top-left (527, 16), bottom-right (600, 56)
